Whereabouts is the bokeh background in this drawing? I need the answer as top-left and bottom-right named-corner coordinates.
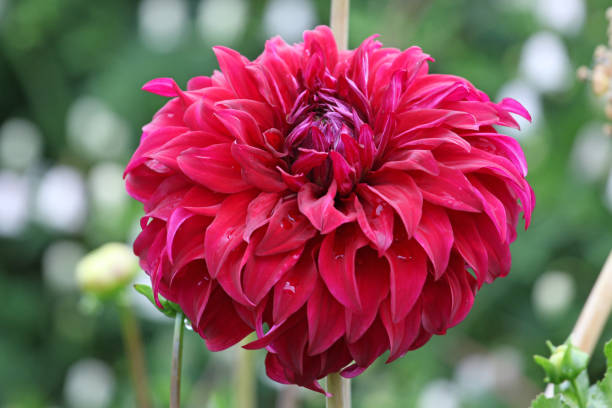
top-left (1, 0), bottom-right (612, 407)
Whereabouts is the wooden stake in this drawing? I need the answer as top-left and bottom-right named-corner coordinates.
top-left (570, 249), bottom-right (612, 355)
top-left (330, 0), bottom-right (350, 51)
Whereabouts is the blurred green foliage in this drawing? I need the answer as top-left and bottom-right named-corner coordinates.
top-left (1, 0), bottom-right (612, 407)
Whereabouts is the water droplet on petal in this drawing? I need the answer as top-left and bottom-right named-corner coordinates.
top-left (184, 320), bottom-right (193, 331)
top-left (283, 281), bottom-right (296, 294)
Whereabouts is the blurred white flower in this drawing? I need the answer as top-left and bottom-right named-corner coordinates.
top-left (0, 118), bottom-right (42, 171)
top-left (418, 380), bottom-right (460, 408)
top-left (88, 162), bottom-right (127, 211)
top-left (138, 0), bottom-right (188, 53)
top-left (455, 354), bottom-right (496, 396)
top-left (520, 32), bottom-right (571, 93)
top-left (490, 347), bottom-right (523, 389)
top-left (43, 240), bottom-right (85, 293)
top-left (67, 97), bottom-right (130, 161)
top-left (534, 0), bottom-right (585, 36)
top-left (0, 171), bottom-right (30, 236)
top-left (35, 165), bottom-right (87, 233)
top-left (64, 358), bottom-right (115, 408)
top-left (197, 0), bottom-right (247, 45)
top-left (570, 122), bottom-right (612, 182)
top-left (497, 79), bottom-right (543, 139)
top-left (263, 0), bottom-right (316, 43)
top-left (532, 270), bottom-right (575, 318)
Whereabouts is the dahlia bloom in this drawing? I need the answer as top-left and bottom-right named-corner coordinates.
top-left (125, 26), bottom-right (534, 392)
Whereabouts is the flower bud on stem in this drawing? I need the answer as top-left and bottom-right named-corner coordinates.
top-left (170, 311), bottom-right (185, 408)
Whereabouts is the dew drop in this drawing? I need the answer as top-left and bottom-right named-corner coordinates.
top-left (397, 255), bottom-right (407, 261)
top-left (184, 320), bottom-right (193, 331)
top-left (375, 204), bottom-right (384, 217)
top-left (334, 253), bottom-right (344, 261)
top-left (283, 281), bottom-right (296, 294)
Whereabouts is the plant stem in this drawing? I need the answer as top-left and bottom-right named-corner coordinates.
top-left (170, 311), bottom-right (185, 408)
top-left (234, 333), bottom-right (257, 408)
top-left (326, 373), bottom-right (350, 408)
top-left (570, 249), bottom-right (612, 355)
top-left (570, 378), bottom-right (586, 408)
top-left (118, 301), bottom-right (152, 408)
top-left (330, 0), bottom-right (350, 50)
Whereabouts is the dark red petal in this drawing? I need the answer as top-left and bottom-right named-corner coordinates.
top-left (204, 191), bottom-right (256, 278)
top-left (307, 279), bottom-right (346, 355)
top-left (318, 225), bottom-right (368, 311)
top-left (212, 46), bottom-right (262, 100)
top-left (243, 245), bottom-right (304, 304)
top-left (345, 247), bottom-right (390, 343)
top-left (380, 149), bottom-right (440, 175)
top-left (365, 170), bottom-right (423, 238)
top-left (177, 145), bottom-right (251, 193)
top-left (298, 181), bottom-right (354, 234)
top-left (380, 297), bottom-right (422, 362)
top-left (451, 212), bottom-right (489, 287)
top-left (231, 143), bottom-right (286, 192)
top-left (180, 186), bottom-right (225, 217)
top-left (412, 165), bottom-right (483, 212)
top-left (244, 192), bottom-right (280, 242)
top-left (353, 187), bottom-right (394, 254)
top-left (414, 204), bottom-right (453, 279)
top-left (196, 287), bottom-right (253, 351)
top-left (273, 246), bottom-right (318, 324)
top-left (345, 318), bottom-right (388, 370)
top-left (421, 275), bottom-right (452, 335)
top-left (256, 198), bottom-right (317, 256)
top-left (384, 239), bottom-right (428, 322)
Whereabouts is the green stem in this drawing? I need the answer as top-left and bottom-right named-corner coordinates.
top-left (118, 301), bottom-right (152, 408)
top-left (570, 378), bottom-right (586, 408)
top-left (170, 311), bottom-right (185, 408)
top-left (326, 373), bottom-right (350, 408)
top-left (234, 333), bottom-right (257, 408)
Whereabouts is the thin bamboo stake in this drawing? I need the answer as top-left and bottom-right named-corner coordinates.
top-left (327, 2), bottom-right (351, 406)
top-left (570, 249), bottom-right (612, 355)
top-left (330, 0), bottom-right (350, 51)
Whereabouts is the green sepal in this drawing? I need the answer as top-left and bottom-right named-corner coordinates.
top-left (535, 341), bottom-right (590, 384)
top-left (134, 284), bottom-right (183, 318)
top-left (530, 394), bottom-right (568, 408)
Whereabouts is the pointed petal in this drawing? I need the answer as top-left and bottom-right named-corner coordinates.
top-left (353, 187), bottom-right (394, 254)
top-left (384, 239), bottom-right (428, 322)
top-left (177, 145), bottom-right (251, 193)
top-left (365, 170), bottom-right (423, 238)
top-left (307, 279), bottom-right (346, 355)
top-left (297, 181), bottom-right (354, 234)
top-left (414, 204), bottom-right (453, 279)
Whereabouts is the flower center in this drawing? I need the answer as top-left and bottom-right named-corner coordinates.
top-left (284, 86), bottom-right (370, 191)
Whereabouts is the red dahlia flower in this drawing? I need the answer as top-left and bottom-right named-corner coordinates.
top-left (125, 26), bottom-right (534, 392)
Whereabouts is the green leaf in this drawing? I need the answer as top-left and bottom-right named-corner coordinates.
top-left (586, 340), bottom-right (612, 407)
top-left (133, 284), bottom-right (181, 318)
top-left (531, 394), bottom-right (568, 408)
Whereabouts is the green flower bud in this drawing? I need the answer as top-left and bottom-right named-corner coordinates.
top-left (534, 341), bottom-right (589, 384)
top-left (76, 243), bottom-right (139, 298)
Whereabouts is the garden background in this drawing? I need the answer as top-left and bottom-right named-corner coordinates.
top-left (1, 0), bottom-right (612, 407)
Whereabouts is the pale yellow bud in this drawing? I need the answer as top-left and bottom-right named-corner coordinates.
top-left (592, 65), bottom-right (610, 96)
top-left (576, 66), bottom-right (590, 81)
top-left (606, 101), bottom-right (612, 120)
top-left (76, 243), bottom-right (139, 297)
top-left (595, 45), bottom-right (608, 60)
